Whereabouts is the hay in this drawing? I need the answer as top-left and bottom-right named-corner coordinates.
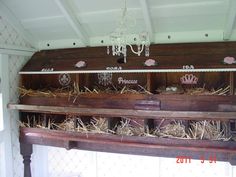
top-left (19, 114), bottom-right (232, 141)
top-left (53, 116), bottom-right (113, 134)
top-left (189, 120), bottom-right (230, 141)
top-left (19, 87), bottom-right (67, 98)
top-left (89, 117), bottom-right (115, 134)
top-left (19, 115), bottom-right (52, 129)
top-left (19, 83), bottom-right (98, 99)
top-left (153, 120), bottom-right (230, 141)
top-left (185, 85), bottom-right (230, 96)
top-left (19, 84), bottom-right (152, 99)
top-left (116, 118), bottom-right (147, 136)
top-left (55, 118), bottom-right (75, 131)
top-left (154, 121), bottom-right (190, 139)
top-left (19, 121), bottom-right (30, 128)
top-left (156, 85), bottom-right (230, 96)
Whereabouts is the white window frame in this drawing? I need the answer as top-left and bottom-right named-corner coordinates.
top-left (0, 54), bottom-right (13, 177)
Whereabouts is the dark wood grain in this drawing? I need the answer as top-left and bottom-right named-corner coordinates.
top-left (230, 72), bottom-right (235, 95)
top-left (20, 143), bottom-right (32, 177)
top-left (21, 54), bottom-right (236, 72)
top-left (8, 103), bottom-right (236, 120)
top-left (20, 127), bottom-right (236, 165)
top-left (19, 94), bottom-right (236, 112)
top-left (20, 42), bottom-right (236, 73)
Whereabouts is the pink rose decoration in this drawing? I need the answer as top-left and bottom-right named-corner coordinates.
top-left (144, 59), bottom-right (156, 66)
top-left (75, 61), bottom-right (86, 68)
top-left (223, 57), bottom-right (236, 64)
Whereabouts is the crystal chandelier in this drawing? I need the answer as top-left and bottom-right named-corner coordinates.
top-left (107, 0), bottom-right (150, 63)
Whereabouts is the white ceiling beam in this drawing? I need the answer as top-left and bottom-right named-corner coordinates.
top-left (223, 0), bottom-right (236, 40)
top-left (0, 1), bottom-right (37, 49)
top-left (139, 0), bottom-right (154, 43)
top-left (54, 0), bottom-right (89, 46)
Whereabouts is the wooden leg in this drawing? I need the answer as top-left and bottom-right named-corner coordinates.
top-left (20, 143), bottom-right (33, 177)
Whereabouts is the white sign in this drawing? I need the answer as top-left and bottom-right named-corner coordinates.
top-left (98, 73), bottom-right (113, 86)
top-left (183, 65), bottom-right (194, 69)
top-left (118, 77), bottom-right (138, 85)
top-left (41, 68), bottom-right (54, 72)
top-left (58, 73), bottom-right (71, 86)
top-left (106, 66), bottom-right (122, 70)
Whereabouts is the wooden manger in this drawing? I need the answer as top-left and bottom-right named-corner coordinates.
top-left (8, 42), bottom-right (236, 177)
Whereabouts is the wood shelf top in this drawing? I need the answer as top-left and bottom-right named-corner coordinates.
top-left (8, 103), bottom-right (236, 120)
top-left (19, 43), bottom-right (236, 74)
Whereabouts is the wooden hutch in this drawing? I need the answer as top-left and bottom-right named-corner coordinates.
top-left (8, 42), bottom-right (236, 177)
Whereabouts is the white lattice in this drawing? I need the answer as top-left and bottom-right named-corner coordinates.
top-left (96, 152), bottom-right (159, 177)
top-left (48, 147), bottom-right (96, 177)
top-left (8, 55), bottom-right (29, 177)
top-left (0, 13), bottom-right (32, 177)
top-left (0, 16), bottom-right (32, 48)
top-left (0, 14), bottom-right (30, 177)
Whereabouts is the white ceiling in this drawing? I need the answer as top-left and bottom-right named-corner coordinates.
top-left (1, 0), bottom-right (236, 50)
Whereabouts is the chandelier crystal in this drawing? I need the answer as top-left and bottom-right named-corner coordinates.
top-left (107, 0), bottom-right (150, 63)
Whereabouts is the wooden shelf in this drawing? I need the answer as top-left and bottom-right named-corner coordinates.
top-left (8, 103), bottom-right (236, 120)
top-left (19, 94), bottom-right (236, 111)
top-left (20, 127), bottom-right (236, 165)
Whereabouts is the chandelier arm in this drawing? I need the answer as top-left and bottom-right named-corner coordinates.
top-left (127, 44), bottom-right (145, 56)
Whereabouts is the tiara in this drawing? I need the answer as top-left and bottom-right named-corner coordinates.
top-left (180, 74), bottom-right (198, 84)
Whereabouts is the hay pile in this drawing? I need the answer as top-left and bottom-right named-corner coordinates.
top-left (155, 121), bottom-right (190, 139)
top-left (185, 86), bottom-right (230, 96)
top-left (87, 117), bottom-right (114, 134)
top-left (188, 121), bottom-right (230, 141)
top-left (156, 85), bottom-right (230, 96)
top-left (153, 120), bottom-right (230, 141)
top-left (57, 116), bottom-right (112, 134)
top-left (115, 118), bottom-right (154, 137)
top-left (116, 119), bottom-right (145, 136)
top-left (53, 118), bottom-right (75, 131)
top-left (20, 115), bottom-right (51, 129)
top-left (19, 84), bottom-right (151, 98)
top-left (20, 115), bottom-right (232, 141)
top-left (20, 115), bottom-right (112, 134)
top-left (19, 87), bottom-right (71, 98)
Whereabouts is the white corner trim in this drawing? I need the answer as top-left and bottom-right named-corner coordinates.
top-left (0, 48), bottom-right (34, 56)
top-left (0, 44), bottom-right (36, 56)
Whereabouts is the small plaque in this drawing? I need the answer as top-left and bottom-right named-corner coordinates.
top-left (58, 73), bottom-right (71, 86)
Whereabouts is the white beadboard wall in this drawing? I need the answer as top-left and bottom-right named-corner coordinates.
top-left (1, 13), bottom-right (236, 177)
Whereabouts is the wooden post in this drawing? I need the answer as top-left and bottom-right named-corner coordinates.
top-left (75, 74), bottom-right (80, 88)
top-left (147, 73), bottom-right (151, 92)
top-left (230, 72), bottom-right (235, 95)
top-left (20, 143), bottom-right (33, 177)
